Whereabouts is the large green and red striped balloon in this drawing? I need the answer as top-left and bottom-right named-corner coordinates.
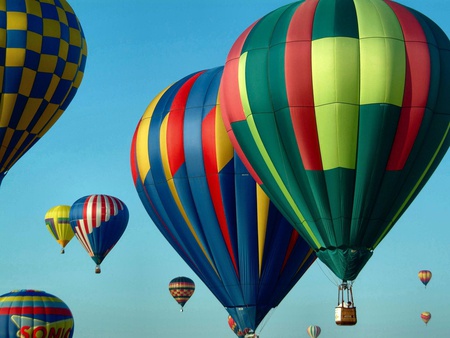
top-left (220, 0), bottom-right (450, 281)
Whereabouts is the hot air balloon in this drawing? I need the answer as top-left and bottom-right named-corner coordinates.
top-left (418, 270), bottom-right (432, 288)
top-left (130, 66), bottom-right (316, 333)
top-left (45, 205), bottom-right (75, 254)
top-left (0, 289), bottom-right (74, 338)
top-left (228, 315), bottom-right (250, 337)
top-left (307, 325), bottom-right (321, 338)
top-left (220, 0), bottom-right (450, 325)
top-left (0, 0), bottom-right (87, 185)
top-left (421, 311), bottom-right (431, 325)
top-left (69, 194), bottom-right (129, 273)
top-left (168, 277), bottom-right (195, 312)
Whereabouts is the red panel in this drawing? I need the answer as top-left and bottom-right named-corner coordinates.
top-left (202, 107), bottom-right (239, 274)
top-left (167, 72), bottom-right (203, 176)
top-left (285, 0), bottom-right (323, 170)
top-left (385, 1), bottom-right (431, 170)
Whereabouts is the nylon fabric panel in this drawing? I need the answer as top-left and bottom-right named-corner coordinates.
top-left (359, 37), bottom-right (405, 105)
top-left (350, 104), bottom-right (400, 244)
top-left (315, 103), bottom-right (358, 170)
top-left (312, 37), bottom-right (360, 107)
top-left (285, 1), bottom-right (321, 170)
top-left (312, 0), bottom-right (358, 39)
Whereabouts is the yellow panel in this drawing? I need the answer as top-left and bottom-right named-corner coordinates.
top-left (136, 117), bottom-right (151, 183)
top-left (256, 185), bottom-right (269, 276)
top-left (39, 108), bottom-right (63, 136)
top-left (73, 70), bottom-right (84, 88)
top-left (43, 18), bottom-right (61, 38)
top-left (44, 74), bottom-right (60, 101)
top-left (0, 94), bottom-right (17, 127)
top-left (26, 0), bottom-right (42, 17)
top-left (215, 101), bottom-right (233, 172)
top-left (57, 7), bottom-right (68, 25)
top-left (31, 103), bottom-right (58, 133)
top-left (0, 28), bottom-right (7, 48)
top-left (6, 12), bottom-right (27, 30)
top-left (5, 48), bottom-right (26, 67)
top-left (3, 129), bottom-right (31, 167)
top-left (18, 98), bottom-right (42, 130)
top-left (0, 2), bottom-right (5, 10)
top-left (58, 40), bottom-right (69, 59)
top-left (69, 27), bottom-right (82, 47)
top-left (359, 38), bottom-right (405, 106)
top-left (19, 68), bottom-right (36, 97)
top-left (38, 54), bottom-right (58, 73)
top-left (354, 0), bottom-right (403, 40)
top-left (312, 37), bottom-right (360, 107)
top-left (315, 103), bottom-right (358, 170)
top-left (27, 31), bottom-right (43, 53)
top-left (61, 62), bottom-right (77, 80)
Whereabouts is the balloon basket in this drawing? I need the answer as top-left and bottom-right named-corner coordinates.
top-left (95, 265), bottom-right (101, 274)
top-left (335, 306), bottom-right (357, 326)
top-left (335, 282), bottom-right (357, 325)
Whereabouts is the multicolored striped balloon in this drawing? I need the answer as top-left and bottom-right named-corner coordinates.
top-left (307, 325), bottom-right (321, 338)
top-left (44, 205), bottom-right (74, 254)
top-left (220, 0), bottom-right (450, 282)
top-left (0, 289), bottom-right (74, 338)
top-left (130, 66), bottom-right (316, 332)
top-left (69, 194), bottom-right (129, 273)
top-left (421, 311), bottom-right (431, 325)
top-left (0, 0), bottom-right (87, 185)
top-left (168, 277), bottom-right (195, 312)
top-left (418, 270), bottom-right (432, 287)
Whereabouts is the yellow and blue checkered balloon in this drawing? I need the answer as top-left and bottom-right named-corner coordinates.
top-left (0, 0), bottom-right (87, 184)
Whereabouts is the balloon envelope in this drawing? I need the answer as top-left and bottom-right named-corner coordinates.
top-left (0, 289), bottom-right (74, 338)
top-left (421, 311), bottom-right (431, 325)
top-left (131, 66), bottom-right (316, 332)
top-left (45, 205), bottom-right (75, 253)
top-left (228, 315), bottom-right (249, 337)
top-left (69, 194), bottom-right (129, 272)
top-left (418, 270), bottom-right (432, 287)
top-left (307, 325), bottom-right (321, 338)
top-left (0, 0), bottom-right (87, 184)
top-left (220, 0), bottom-right (450, 282)
top-left (168, 276), bottom-right (195, 310)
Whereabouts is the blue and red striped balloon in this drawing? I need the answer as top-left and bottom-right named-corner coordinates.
top-left (69, 194), bottom-right (129, 273)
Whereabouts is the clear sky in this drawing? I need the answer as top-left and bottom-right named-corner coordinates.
top-left (0, 0), bottom-right (449, 337)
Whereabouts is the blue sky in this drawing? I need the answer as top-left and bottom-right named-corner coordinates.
top-left (0, 0), bottom-right (449, 337)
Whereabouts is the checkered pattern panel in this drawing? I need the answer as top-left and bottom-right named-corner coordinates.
top-left (0, 0), bottom-right (87, 174)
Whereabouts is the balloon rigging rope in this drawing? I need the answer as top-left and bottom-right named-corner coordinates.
top-left (257, 307), bottom-right (276, 335)
top-left (316, 260), bottom-right (340, 287)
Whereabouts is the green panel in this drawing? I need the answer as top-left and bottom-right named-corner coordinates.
top-left (353, 0), bottom-right (403, 40)
top-left (316, 248), bottom-right (373, 281)
top-left (359, 37), bottom-right (406, 106)
top-left (312, 0), bottom-right (358, 40)
top-left (230, 119), bottom-right (323, 250)
top-left (372, 113), bottom-right (450, 248)
top-left (323, 168), bottom-right (356, 246)
top-left (312, 37), bottom-right (360, 106)
top-left (350, 104), bottom-right (401, 244)
top-left (315, 103), bottom-right (359, 170)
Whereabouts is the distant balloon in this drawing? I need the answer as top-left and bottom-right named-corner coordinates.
top-left (131, 66), bottom-right (316, 333)
top-left (45, 205), bottom-right (75, 254)
top-left (0, 289), bottom-right (74, 338)
top-left (307, 325), bottom-right (321, 338)
top-left (418, 270), bottom-right (432, 288)
top-left (69, 194), bottom-right (129, 273)
top-left (228, 315), bottom-right (249, 337)
top-left (168, 277), bottom-right (195, 312)
top-left (0, 0), bottom-right (87, 185)
top-left (421, 311), bottom-right (431, 325)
